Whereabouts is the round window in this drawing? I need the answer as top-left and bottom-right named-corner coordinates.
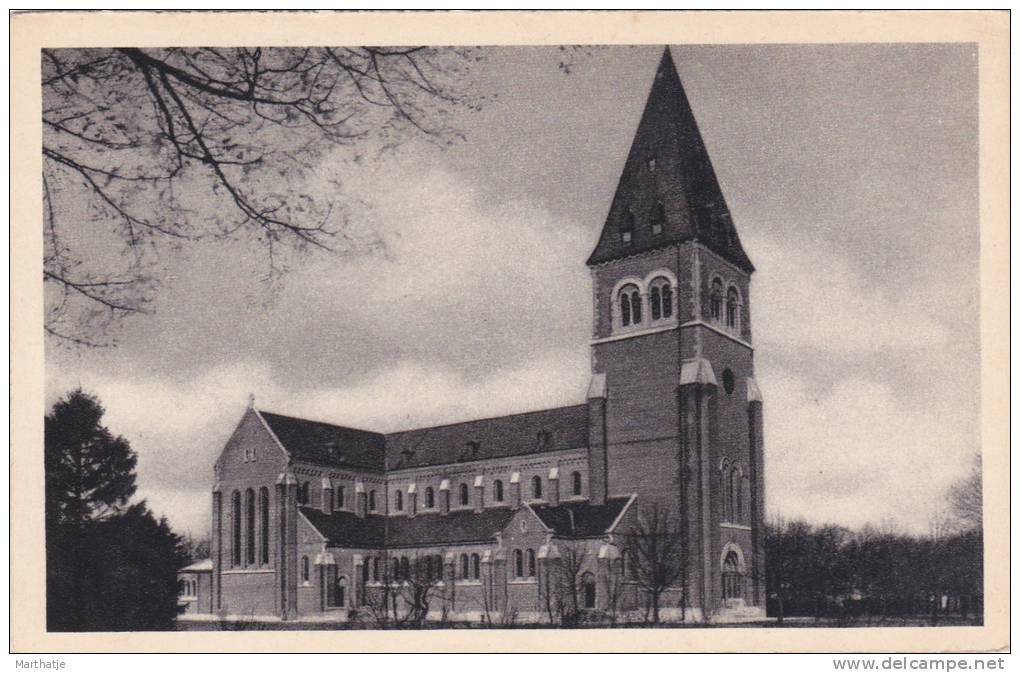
top-left (722, 369), bottom-right (735, 395)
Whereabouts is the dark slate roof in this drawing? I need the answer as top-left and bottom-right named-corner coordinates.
top-left (298, 507), bottom-right (386, 547)
top-left (587, 47), bottom-right (753, 272)
top-left (259, 411), bottom-right (386, 472)
top-left (530, 497), bottom-right (633, 538)
top-left (386, 508), bottom-right (516, 547)
top-left (384, 405), bottom-right (589, 470)
top-left (298, 506), bottom-right (515, 549)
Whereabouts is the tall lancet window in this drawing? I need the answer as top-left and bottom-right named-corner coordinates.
top-left (710, 278), bottom-right (723, 322)
top-left (244, 488), bottom-right (255, 565)
top-left (231, 491), bottom-right (241, 567)
top-left (259, 487), bottom-right (270, 564)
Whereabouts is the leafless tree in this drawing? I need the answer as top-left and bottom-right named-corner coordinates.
top-left (539, 554), bottom-right (566, 624)
top-left (361, 551), bottom-right (448, 628)
top-left (547, 540), bottom-right (590, 624)
top-left (621, 504), bottom-right (685, 624)
top-left (42, 46), bottom-right (481, 345)
top-left (948, 453), bottom-right (982, 533)
top-left (393, 553), bottom-right (449, 627)
top-left (601, 556), bottom-right (626, 624)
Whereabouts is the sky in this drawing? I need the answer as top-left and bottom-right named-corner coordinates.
top-left (45, 44), bottom-right (980, 537)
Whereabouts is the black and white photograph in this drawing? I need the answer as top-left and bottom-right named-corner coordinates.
top-left (11, 9), bottom-right (1010, 656)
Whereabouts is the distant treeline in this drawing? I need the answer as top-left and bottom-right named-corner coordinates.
top-left (764, 519), bottom-right (983, 625)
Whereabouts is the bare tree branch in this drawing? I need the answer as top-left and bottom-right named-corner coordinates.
top-left (42, 46), bottom-right (481, 346)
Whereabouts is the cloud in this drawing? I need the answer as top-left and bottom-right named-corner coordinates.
top-left (747, 233), bottom-right (952, 359)
top-left (45, 161), bottom-right (596, 535)
top-left (761, 363), bottom-right (976, 533)
top-left (43, 45), bottom-right (980, 540)
top-left (46, 349), bottom-right (590, 535)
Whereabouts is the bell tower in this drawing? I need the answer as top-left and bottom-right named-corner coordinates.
top-left (587, 47), bottom-right (765, 618)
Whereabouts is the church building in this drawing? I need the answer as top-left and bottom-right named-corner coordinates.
top-left (179, 47), bottom-right (766, 625)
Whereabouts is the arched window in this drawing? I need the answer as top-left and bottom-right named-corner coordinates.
top-left (301, 556), bottom-right (309, 583)
top-left (425, 487), bottom-right (435, 509)
top-left (721, 465), bottom-right (731, 521)
top-left (243, 488), bottom-right (254, 564)
top-left (231, 491), bottom-right (241, 566)
top-left (582, 572), bottom-right (597, 609)
top-left (722, 551), bottom-right (742, 599)
top-left (372, 557), bottom-right (380, 582)
top-left (531, 475), bottom-right (542, 500)
top-left (731, 467), bottom-right (741, 522)
top-left (395, 490), bottom-right (403, 512)
top-left (336, 576), bottom-right (347, 608)
top-left (620, 210), bottom-right (635, 243)
top-left (460, 483), bottom-right (469, 506)
top-left (472, 554), bottom-right (481, 580)
top-left (571, 471), bottom-right (582, 496)
top-left (325, 566), bottom-right (338, 607)
top-left (514, 549), bottom-right (524, 578)
top-left (726, 286), bottom-right (740, 330)
top-left (649, 276), bottom-right (673, 321)
top-left (710, 278), bottom-right (723, 322)
top-left (618, 283), bottom-right (643, 328)
top-left (460, 553), bottom-right (469, 579)
top-left (651, 202), bottom-right (665, 235)
top-left (493, 480), bottom-right (504, 502)
top-left (259, 487), bottom-right (270, 564)
top-left (620, 548), bottom-right (630, 580)
top-left (526, 548), bottom-right (536, 577)
top-left (400, 557), bottom-right (410, 581)
top-left (368, 490), bottom-right (376, 511)
top-left (362, 558), bottom-right (370, 582)
top-left (391, 557), bottom-right (400, 581)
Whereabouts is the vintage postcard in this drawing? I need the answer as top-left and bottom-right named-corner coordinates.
top-left (9, 10), bottom-right (1010, 654)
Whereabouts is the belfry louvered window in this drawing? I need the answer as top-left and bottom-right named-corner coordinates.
top-left (710, 278), bottom-right (723, 321)
top-left (726, 286), bottom-right (740, 330)
top-left (649, 277), bottom-right (673, 321)
top-left (619, 284), bottom-right (642, 327)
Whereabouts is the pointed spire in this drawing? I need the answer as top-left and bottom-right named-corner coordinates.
top-left (587, 46), bottom-right (753, 271)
